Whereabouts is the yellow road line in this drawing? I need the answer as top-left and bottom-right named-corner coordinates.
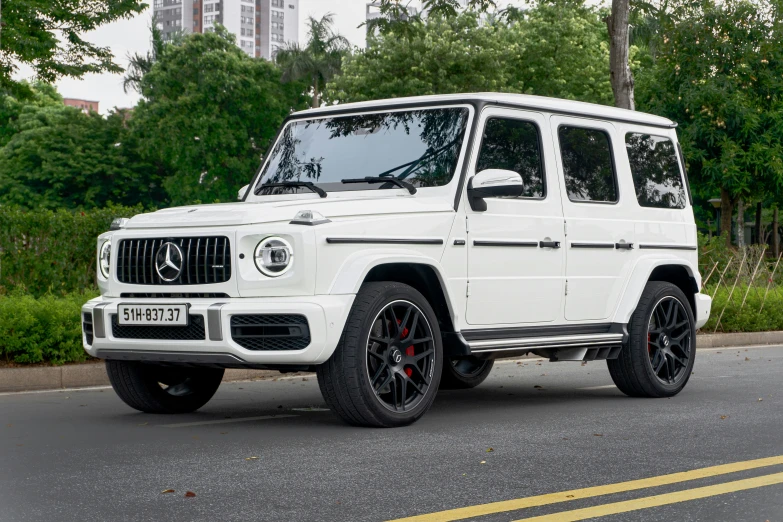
top-left (387, 455), bottom-right (783, 522)
top-left (512, 471), bottom-right (783, 522)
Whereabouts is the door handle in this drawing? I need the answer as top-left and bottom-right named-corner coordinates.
top-left (615, 242), bottom-right (634, 250)
top-left (539, 241), bottom-right (561, 249)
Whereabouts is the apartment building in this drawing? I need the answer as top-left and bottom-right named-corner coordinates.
top-left (154, 0), bottom-right (299, 59)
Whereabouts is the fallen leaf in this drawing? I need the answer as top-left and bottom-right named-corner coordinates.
top-left (184, 491), bottom-right (196, 498)
top-left (720, 415), bottom-right (727, 420)
top-left (566, 495), bottom-right (575, 498)
top-left (486, 448), bottom-right (494, 453)
top-left (238, 387), bottom-right (244, 390)
top-left (302, 378), bottom-right (308, 381)
top-left (480, 461), bottom-right (486, 464)
top-left (220, 432), bottom-right (228, 435)
top-left (161, 489), bottom-right (175, 494)
top-left (593, 433), bottom-right (603, 437)
top-left (516, 361), bottom-right (522, 365)
top-left (534, 385), bottom-right (543, 389)
top-left (745, 357), bottom-right (750, 361)
top-left (245, 456), bottom-right (259, 460)
top-left (716, 351), bottom-right (722, 354)
top-left (540, 373), bottom-right (547, 376)
top-left (138, 422), bottom-right (148, 426)
top-left (581, 361), bottom-right (587, 366)
top-left (758, 398), bottom-right (763, 402)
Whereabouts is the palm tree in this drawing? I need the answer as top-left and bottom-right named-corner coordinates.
top-left (275, 13), bottom-right (351, 108)
top-left (123, 19), bottom-right (166, 94)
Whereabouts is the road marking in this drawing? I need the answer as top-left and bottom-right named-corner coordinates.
top-left (387, 455), bottom-right (783, 522)
top-left (158, 414), bottom-right (298, 428)
top-left (0, 385), bottom-right (113, 397)
top-left (576, 385), bottom-right (617, 390)
top-left (512, 471), bottom-right (783, 522)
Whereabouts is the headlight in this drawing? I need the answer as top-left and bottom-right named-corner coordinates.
top-left (254, 237), bottom-right (293, 277)
top-left (99, 240), bottom-right (111, 279)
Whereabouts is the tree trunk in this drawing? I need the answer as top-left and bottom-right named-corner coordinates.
top-left (736, 199), bottom-right (745, 248)
top-left (312, 76), bottom-right (320, 109)
top-left (720, 187), bottom-right (734, 248)
top-left (605, 0), bottom-right (635, 110)
top-left (774, 207), bottom-right (780, 257)
top-left (755, 201), bottom-right (762, 245)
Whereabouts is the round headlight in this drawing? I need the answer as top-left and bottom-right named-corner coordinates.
top-left (254, 237), bottom-right (293, 277)
top-left (99, 240), bottom-right (111, 279)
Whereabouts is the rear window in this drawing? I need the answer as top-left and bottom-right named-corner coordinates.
top-left (558, 126), bottom-right (618, 203)
top-left (625, 133), bottom-right (687, 209)
top-left (476, 118), bottom-right (545, 198)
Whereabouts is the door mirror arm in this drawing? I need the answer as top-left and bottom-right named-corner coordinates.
top-left (467, 169), bottom-right (524, 212)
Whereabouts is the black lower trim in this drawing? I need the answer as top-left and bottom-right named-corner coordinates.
top-left (461, 323), bottom-right (613, 342)
top-left (570, 242), bottom-right (615, 249)
top-left (473, 240), bottom-right (538, 247)
top-left (94, 349), bottom-right (315, 371)
top-left (639, 244), bottom-right (698, 251)
top-left (443, 331), bottom-right (471, 357)
top-left (326, 237), bottom-right (444, 245)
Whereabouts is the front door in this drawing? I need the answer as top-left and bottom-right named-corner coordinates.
top-left (550, 116), bottom-right (636, 321)
top-left (465, 108), bottom-right (565, 326)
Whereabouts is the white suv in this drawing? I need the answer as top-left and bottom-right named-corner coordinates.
top-left (83, 94), bottom-right (712, 427)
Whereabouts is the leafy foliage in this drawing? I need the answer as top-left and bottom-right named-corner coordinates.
top-left (0, 0), bottom-right (146, 96)
top-left (0, 205), bottom-right (143, 296)
top-left (328, 5), bottom-right (612, 105)
top-left (132, 27), bottom-right (306, 205)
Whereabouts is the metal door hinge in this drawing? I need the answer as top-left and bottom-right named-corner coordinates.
top-left (466, 281), bottom-right (470, 298)
top-left (565, 280), bottom-right (568, 296)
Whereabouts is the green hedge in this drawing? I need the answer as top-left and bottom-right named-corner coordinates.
top-left (701, 285), bottom-right (783, 332)
top-left (0, 205), bottom-right (143, 296)
top-left (0, 291), bottom-right (98, 365)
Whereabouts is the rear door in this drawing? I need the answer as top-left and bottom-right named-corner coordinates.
top-left (465, 108), bottom-right (565, 326)
top-left (550, 116), bottom-right (637, 322)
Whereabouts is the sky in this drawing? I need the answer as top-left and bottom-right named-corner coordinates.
top-left (15, 0), bottom-right (528, 113)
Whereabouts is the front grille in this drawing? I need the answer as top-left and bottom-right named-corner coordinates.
top-left (230, 314), bottom-right (310, 351)
top-left (110, 314), bottom-right (206, 341)
top-left (116, 236), bottom-right (231, 285)
top-left (120, 293), bottom-right (230, 299)
top-left (82, 312), bottom-right (94, 346)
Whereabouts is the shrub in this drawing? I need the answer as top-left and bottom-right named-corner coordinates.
top-left (0, 205), bottom-right (144, 296)
top-left (701, 285), bottom-right (783, 333)
top-left (0, 290), bottom-right (98, 365)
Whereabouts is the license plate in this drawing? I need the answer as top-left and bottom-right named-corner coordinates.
top-left (118, 304), bottom-right (188, 326)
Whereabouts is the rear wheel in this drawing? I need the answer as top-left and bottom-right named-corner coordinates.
top-left (608, 281), bottom-right (695, 398)
top-left (317, 281), bottom-right (443, 427)
top-left (440, 356), bottom-right (494, 389)
top-left (106, 360), bottom-right (224, 413)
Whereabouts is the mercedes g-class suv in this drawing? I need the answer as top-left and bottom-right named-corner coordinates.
top-left (82, 93), bottom-right (712, 427)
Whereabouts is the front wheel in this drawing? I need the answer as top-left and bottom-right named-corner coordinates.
top-left (106, 360), bottom-right (224, 413)
top-left (608, 281), bottom-right (695, 398)
top-left (317, 281), bottom-right (443, 427)
top-left (440, 356), bottom-right (494, 389)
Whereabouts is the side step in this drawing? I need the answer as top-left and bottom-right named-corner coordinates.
top-left (467, 332), bottom-right (624, 362)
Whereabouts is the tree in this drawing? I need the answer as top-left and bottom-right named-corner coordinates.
top-left (639, 0), bottom-right (783, 247)
top-left (275, 14), bottom-right (351, 108)
top-left (0, 0), bottom-right (145, 96)
top-left (132, 27), bottom-right (306, 206)
top-left (123, 19), bottom-right (166, 95)
top-left (0, 97), bottom-right (168, 209)
top-left (0, 81), bottom-right (61, 147)
top-left (328, 6), bottom-right (611, 105)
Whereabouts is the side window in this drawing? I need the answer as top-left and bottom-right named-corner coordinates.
top-left (558, 126), bottom-right (618, 203)
top-left (476, 118), bottom-right (545, 198)
top-left (626, 133), bottom-right (687, 209)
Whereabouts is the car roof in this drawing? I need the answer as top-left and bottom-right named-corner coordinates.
top-left (294, 93), bottom-right (676, 129)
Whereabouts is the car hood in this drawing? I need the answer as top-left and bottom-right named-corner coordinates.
top-left (123, 195), bottom-right (455, 229)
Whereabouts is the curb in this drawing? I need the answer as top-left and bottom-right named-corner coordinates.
top-left (1, 331), bottom-right (782, 393)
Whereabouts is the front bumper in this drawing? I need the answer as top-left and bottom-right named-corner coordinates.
top-left (694, 292), bottom-right (712, 330)
top-left (82, 295), bottom-right (355, 366)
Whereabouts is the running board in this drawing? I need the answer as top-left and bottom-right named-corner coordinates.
top-left (469, 333), bottom-right (624, 353)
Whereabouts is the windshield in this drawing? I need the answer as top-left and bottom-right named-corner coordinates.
top-left (254, 107), bottom-right (470, 195)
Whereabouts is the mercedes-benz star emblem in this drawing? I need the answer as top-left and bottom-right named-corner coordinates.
top-left (155, 242), bottom-right (184, 282)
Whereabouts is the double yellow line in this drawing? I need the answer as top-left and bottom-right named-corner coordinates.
top-left (389, 455), bottom-right (783, 522)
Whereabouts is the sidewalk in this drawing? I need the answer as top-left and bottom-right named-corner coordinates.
top-left (2, 331), bottom-right (781, 393)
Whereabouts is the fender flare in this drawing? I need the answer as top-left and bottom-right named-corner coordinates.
top-left (327, 250), bottom-right (458, 325)
top-left (611, 256), bottom-right (699, 324)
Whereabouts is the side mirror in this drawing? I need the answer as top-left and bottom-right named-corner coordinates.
top-left (238, 184), bottom-right (250, 201)
top-left (467, 169), bottom-right (524, 210)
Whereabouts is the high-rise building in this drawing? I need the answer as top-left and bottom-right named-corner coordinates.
top-left (153, 0), bottom-right (299, 60)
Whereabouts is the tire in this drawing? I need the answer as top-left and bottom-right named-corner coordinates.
top-left (316, 281), bottom-right (443, 427)
top-left (608, 281), bottom-right (696, 398)
top-left (440, 356), bottom-right (494, 389)
top-left (106, 360), bottom-right (224, 414)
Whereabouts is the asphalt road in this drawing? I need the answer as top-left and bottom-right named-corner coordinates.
top-left (1, 346), bottom-right (781, 522)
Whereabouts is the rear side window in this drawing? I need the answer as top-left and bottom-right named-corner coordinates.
top-left (476, 118), bottom-right (545, 198)
top-left (626, 133), bottom-right (687, 209)
top-left (558, 126), bottom-right (618, 203)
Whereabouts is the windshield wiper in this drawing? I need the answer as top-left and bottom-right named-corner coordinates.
top-left (341, 177), bottom-right (417, 195)
top-left (255, 181), bottom-right (327, 198)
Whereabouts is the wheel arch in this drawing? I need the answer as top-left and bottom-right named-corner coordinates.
top-left (612, 258), bottom-right (699, 324)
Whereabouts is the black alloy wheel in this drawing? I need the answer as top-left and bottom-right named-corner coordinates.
top-left (366, 300), bottom-right (436, 413)
top-left (440, 356), bottom-right (494, 389)
top-left (647, 295), bottom-right (692, 385)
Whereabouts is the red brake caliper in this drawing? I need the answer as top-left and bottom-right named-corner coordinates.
top-left (398, 320), bottom-right (414, 377)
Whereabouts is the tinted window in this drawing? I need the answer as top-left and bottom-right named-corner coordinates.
top-left (256, 108), bottom-right (469, 194)
top-left (626, 133), bottom-right (686, 209)
top-left (476, 118), bottom-right (545, 198)
top-left (558, 126), bottom-right (617, 203)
